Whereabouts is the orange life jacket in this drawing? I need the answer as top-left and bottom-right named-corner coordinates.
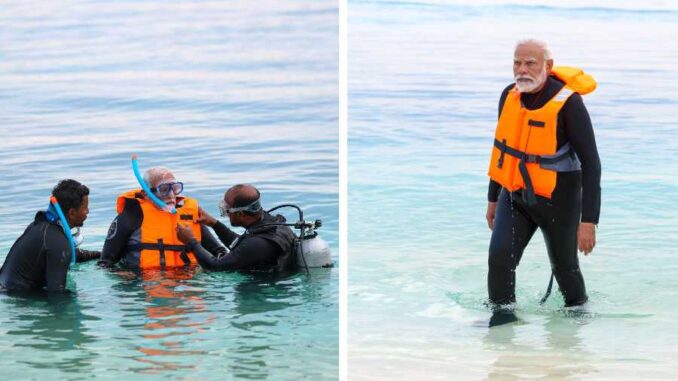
top-left (488, 66), bottom-right (596, 205)
top-left (116, 190), bottom-right (201, 269)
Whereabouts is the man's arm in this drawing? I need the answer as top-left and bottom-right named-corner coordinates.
top-left (211, 221), bottom-right (240, 247)
top-left (45, 226), bottom-right (71, 292)
top-left (99, 200), bottom-right (142, 267)
top-left (76, 248), bottom-right (101, 263)
top-left (562, 93), bottom-right (601, 255)
top-left (198, 225), bottom-right (227, 257)
top-left (196, 207), bottom-right (240, 247)
top-left (186, 236), bottom-right (278, 271)
top-left (562, 93), bottom-right (601, 224)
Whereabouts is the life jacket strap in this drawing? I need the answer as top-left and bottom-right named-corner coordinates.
top-left (128, 242), bottom-right (191, 266)
top-left (497, 138), bottom-right (507, 169)
top-left (493, 139), bottom-right (579, 206)
top-left (129, 242), bottom-right (189, 252)
top-left (157, 239), bottom-right (166, 268)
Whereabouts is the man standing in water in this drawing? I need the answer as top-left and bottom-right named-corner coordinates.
top-left (175, 184), bottom-right (297, 272)
top-left (0, 179), bottom-right (99, 293)
top-left (486, 39), bottom-right (601, 308)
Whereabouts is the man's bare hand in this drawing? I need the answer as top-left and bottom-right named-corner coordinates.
top-left (486, 202), bottom-right (498, 230)
top-left (197, 207), bottom-right (218, 227)
top-left (176, 224), bottom-right (195, 243)
top-left (577, 222), bottom-right (596, 255)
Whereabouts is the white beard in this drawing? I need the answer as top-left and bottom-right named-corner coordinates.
top-left (514, 64), bottom-right (548, 93)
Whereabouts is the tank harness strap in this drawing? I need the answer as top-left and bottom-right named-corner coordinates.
top-left (493, 139), bottom-right (577, 206)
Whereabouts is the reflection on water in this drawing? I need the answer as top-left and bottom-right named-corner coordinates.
top-left (0, 267), bottom-right (336, 379)
top-left (109, 268), bottom-right (213, 374)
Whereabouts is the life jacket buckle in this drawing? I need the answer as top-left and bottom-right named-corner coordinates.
top-left (497, 139), bottom-right (507, 168)
top-left (525, 154), bottom-right (539, 163)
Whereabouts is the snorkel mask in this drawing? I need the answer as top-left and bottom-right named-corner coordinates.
top-left (218, 197), bottom-right (262, 216)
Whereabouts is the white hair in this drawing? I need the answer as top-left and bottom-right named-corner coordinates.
top-left (143, 167), bottom-right (174, 187)
top-left (516, 38), bottom-right (552, 60)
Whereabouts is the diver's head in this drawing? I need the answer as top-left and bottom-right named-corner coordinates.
top-left (221, 184), bottom-right (263, 228)
top-left (513, 38), bottom-right (553, 93)
top-left (143, 167), bottom-right (183, 209)
top-left (52, 179), bottom-right (90, 228)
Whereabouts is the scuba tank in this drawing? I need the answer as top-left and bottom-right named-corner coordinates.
top-left (265, 204), bottom-right (334, 272)
top-left (297, 221), bottom-right (333, 268)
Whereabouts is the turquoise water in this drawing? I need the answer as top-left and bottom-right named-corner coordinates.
top-left (0, 1), bottom-right (338, 380)
top-left (349, 1), bottom-right (678, 380)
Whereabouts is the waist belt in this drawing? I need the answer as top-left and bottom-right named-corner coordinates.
top-left (495, 139), bottom-right (578, 206)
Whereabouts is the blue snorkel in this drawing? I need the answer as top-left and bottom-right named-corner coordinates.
top-left (49, 196), bottom-right (77, 265)
top-left (131, 154), bottom-right (177, 214)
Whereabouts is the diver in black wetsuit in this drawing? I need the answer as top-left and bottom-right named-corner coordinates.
top-left (0, 179), bottom-right (100, 293)
top-left (175, 184), bottom-right (296, 272)
top-left (486, 40), bottom-right (601, 308)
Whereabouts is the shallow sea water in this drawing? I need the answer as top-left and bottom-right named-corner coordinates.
top-left (349, 1), bottom-right (678, 380)
top-left (0, 1), bottom-right (338, 380)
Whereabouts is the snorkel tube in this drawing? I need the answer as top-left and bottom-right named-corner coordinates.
top-left (49, 196), bottom-right (77, 265)
top-left (131, 154), bottom-right (177, 214)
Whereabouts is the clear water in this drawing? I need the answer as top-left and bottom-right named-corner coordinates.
top-left (0, 1), bottom-right (338, 380)
top-left (349, 1), bottom-right (678, 380)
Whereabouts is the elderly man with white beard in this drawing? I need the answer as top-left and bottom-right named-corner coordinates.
top-left (100, 167), bottom-right (224, 270)
top-left (484, 39), bottom-right (601, 313)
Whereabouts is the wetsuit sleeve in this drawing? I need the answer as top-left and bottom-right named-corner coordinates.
top-left (488, 180), bottom-right (501, 202)
top-left (99, 200), bottom-right (142, 267)
top-left (198, 225), bottom-right (227, 257)
top-left (211, 221), bottom-right (240, 247)
top-left (45, 226), bottom-right (71, 292)
top-left (488, 85), bottom-right (514, 202)
top-left (186, 236), bottom-right (277, 271)
top-left (562, 93), bottom-right (602, 224)
top-left (76, 248), bottom-right (101, 263)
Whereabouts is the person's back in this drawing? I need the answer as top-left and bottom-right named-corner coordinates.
top-left (0, 211), bottom-right (71, 292)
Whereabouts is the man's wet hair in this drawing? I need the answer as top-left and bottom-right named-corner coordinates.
top-left (227, 184), bottom-right (262, 216)
top-left (52, 179), bottom-right (89, 213)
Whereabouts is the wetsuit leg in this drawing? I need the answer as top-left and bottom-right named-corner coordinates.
top-left (541, 173), bottom-right (588, 306)
top-left (488, 189), bottom-right (538, 305)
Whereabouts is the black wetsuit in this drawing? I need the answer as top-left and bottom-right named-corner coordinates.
top-left (487, 75), bottom-right (601, 307)
top-left (185, 213), bottom-right (296, 272)
top-left (99, 199), bottom-right (226, 269)
top-left (0, 211), bottom-right (100, 292)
